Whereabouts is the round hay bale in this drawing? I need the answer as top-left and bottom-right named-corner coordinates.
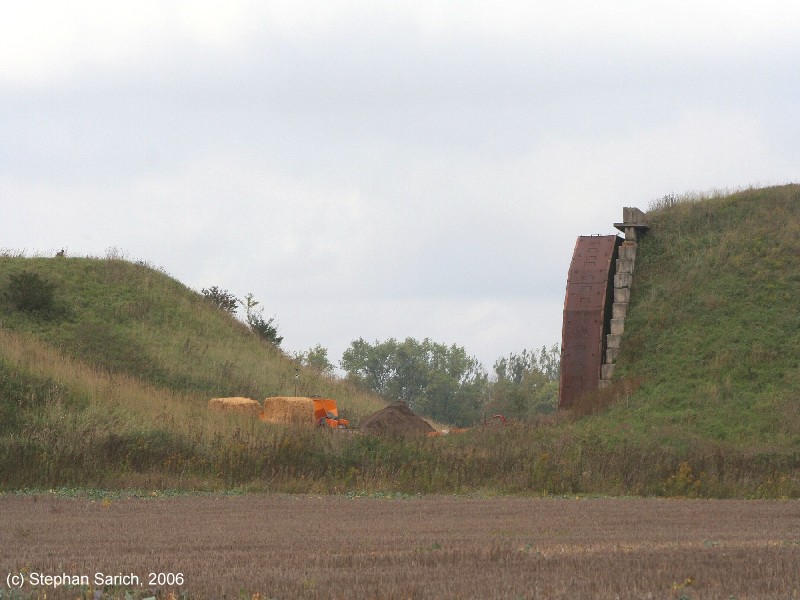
top-left (360, 401), bottom-right (435, 435)
top-left (207, 397), bottom-right (261, 417)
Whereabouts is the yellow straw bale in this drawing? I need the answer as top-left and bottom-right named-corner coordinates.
top-left (261, 396), bottom-right (316, 425)
top-left (207, 397), bottom-right (262, 417)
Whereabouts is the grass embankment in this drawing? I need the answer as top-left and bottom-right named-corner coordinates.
top-left (0, 256), bottom-right (381, 406)
top-left (0, 255), bottom-right (385, 489)
top-left (605, 184), bottom-right (800, 449)
top-left (2, 185), bottom-right (800, 497)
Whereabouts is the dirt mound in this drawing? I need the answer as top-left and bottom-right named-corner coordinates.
top-left (360, 401), bottom-right (435, 435)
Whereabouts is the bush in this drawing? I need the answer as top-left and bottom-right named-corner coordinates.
top-left (247, 312), bottom-right (283, 346)
top-left (201, 286), bottom-right (238, 314)
top-left (6, 271), bottom-right (57, 314)
top-left (240, 292), bottom-right (283, 346)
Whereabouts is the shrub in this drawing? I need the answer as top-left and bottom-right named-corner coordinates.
top-left (247, 312), bottom-right (283, 346)
top-left (240, 292), bottom-right (283, 346)
top-left (6, 271), bottom-right (56, 314)
top-left (201, 286), bottom-right (238, 314)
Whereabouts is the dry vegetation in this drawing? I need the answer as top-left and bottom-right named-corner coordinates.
top-left (2, 494), bottom-right (799, 599)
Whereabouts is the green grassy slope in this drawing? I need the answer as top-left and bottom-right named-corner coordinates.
top-left (606, 184), bottom-right (800, 448)
top-left (0, 255), bottom-right (395, 490)
top-left (0, 256), bottom-right (385, 418)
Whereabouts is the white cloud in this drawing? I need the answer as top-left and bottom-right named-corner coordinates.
top-left (5, 0), bottom-right (800, 86)
top-left (2, 0), bottom-right (799, 370)
top-left (0, 1), bottom-right (261, 84)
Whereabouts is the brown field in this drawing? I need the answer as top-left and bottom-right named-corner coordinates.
top-left (2, 494), bottom-right (800, 599)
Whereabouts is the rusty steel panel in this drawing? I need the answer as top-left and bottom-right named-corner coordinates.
top-left (559, 235), bottom-right (620, 409)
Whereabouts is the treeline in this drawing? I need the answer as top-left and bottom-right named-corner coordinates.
top-left (200, 285), bottom-right (559, 426)
top-left (337, 337), bottom-right (560, 426)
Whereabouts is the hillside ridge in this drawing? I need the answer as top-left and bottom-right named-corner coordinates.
top-left (0, 255), bottom-right (385, 417)
top-left (606, 184), bottom-right (800, 447)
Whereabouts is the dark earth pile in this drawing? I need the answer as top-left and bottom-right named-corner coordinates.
top-left (360, 401), bottom-right (435, 435)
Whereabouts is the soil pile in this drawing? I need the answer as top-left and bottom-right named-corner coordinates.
top-left (360, 401), bottom-right (435, 435)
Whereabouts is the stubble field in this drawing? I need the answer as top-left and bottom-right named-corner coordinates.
top-left (2, 494), bottom-right (799, 599)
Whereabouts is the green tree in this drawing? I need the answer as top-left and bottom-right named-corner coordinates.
top-left (295, 344), bottom-right (335, 374)
top-left (488, 344), bottom-right (560, 419)
top-left (339, 338), bottom-right (393, 396)
top-left (340, 337), bottom-right (487, 426)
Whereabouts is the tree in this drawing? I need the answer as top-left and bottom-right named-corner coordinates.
top-left (295, 344), bottom-right (335, 375)
top-left (339, 338), bottom-right (394, 397)
top-left (340, 337), bottom-right (488, 426)
top-left (488, 344), bottom-right (560, 419)
top-left (201, 286), bottom-right (238, 314)
top-left (240, 292), bottom-right (283, 347)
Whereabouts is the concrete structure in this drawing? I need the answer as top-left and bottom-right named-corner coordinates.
top-left (614, 207), bottom-right (649, 242)
top-left (600, 207), bottom-right (649, 387)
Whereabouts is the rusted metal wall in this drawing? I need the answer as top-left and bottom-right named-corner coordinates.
top-left (559, 235), bottom-right (621, 408)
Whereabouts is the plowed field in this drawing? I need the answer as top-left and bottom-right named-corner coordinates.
top-left (2, 495), bottom-right (799, 599)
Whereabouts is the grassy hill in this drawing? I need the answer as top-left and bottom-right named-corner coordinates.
top-left (602, 184), bottom-right (800, 449)
top-left (0, 255), bottom-right (387, 488)
top-left (2, 184), bottom-right (799, 497)
top-left (0, 256), bottom-right (386, 405)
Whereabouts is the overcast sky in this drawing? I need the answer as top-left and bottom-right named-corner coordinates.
top-left (2, 1), bottom-right (798, 371)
